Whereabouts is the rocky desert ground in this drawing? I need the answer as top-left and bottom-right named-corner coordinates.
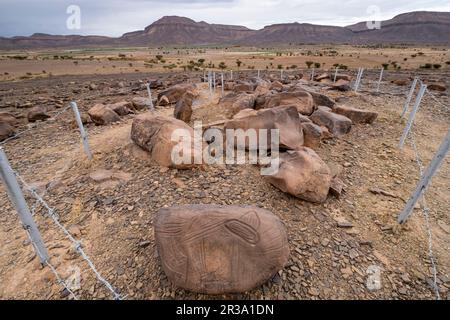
top-left (0, 57), bottom-right (449, 300)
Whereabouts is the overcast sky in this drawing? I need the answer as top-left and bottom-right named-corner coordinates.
top-left (1, 0), bottom-right (450, 37)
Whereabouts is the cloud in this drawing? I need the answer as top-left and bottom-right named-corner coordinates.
top-left (1, 0), bottom-right (449, 37)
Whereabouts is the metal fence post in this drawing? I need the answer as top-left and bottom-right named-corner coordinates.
top-left (257, 69), bottom-right (260, 79)
top-left (221, 73), bottom-right (224, 97)
top-left (311, 68), bottom-right (315, 81)
top-left (354, 68), bottom-right (364, 92)
top-left (376, 68), bottom-right (384, 92)
top-left (145, 83), bottom-right (155, 111)
top-left (70, 102), bottom-right (93, 160)
top-left (213, 72), bottom-right (216, 92)
top-left (401, 78), bottom-right (418, 119)
top-left (398, 129), bottom-right (450, 224)
top-left (399, 84), bottom-right (427, 149)
top-left (230, 70), bottom-right (233, 81)
top-left (333, 67), bottom-right (339, 83)
top-left (0, 147), bottom-right (49, 264)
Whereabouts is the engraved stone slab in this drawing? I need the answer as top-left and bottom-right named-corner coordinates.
top-left (154, 205), bottom-right (290, 294)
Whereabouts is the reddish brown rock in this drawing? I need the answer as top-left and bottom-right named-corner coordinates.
top-left (301, 122), bottom-right (322, 149)
top-left (234, 82), bottom-right (255, 93)
top-left (329, 79), bottom-right (351, 92)
top-left (218, 92), bottom-right (256, 117)
top-left (225, 106), bottom-right (304, 151)
top-left (174, 92), bottom-right (194, 123)
top-left (158, 84), bottom-right (197, 104)
top-left (108, 101), bottom-right (133, 116)
top-left (266, 148), bottom-right (332, 203)
top-left (333, 105), bottom-right (378, 124)
top-left (392, 79), bottom-right (409, 86)
top-left (27, 106), bottom-right (50, 122)
top-left (131, 113), bottom-right (201, 169)
top-left (132, 97), bottom-right (153, 111)
top-left (154, 205), bottom-right (289, 294)
top-left (88, 104), bottom-right (120, 125)
top-left (315, 73), bottom-right (330, 81)
top-left (0, 112), bottom-right (18, 127)
top-left (264, 91), bottom-right (314, 115)
top-left (0, 122), bottom-right (15, 141)
top-left (310, 107), bottom-right (352, 137)
top-left (270, 81), bottom-right (284, 91)
top-left (427, 83), bottom-right (446, 92)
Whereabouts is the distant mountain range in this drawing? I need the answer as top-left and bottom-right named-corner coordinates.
top-left (1, 11), bottom-right (450, 49)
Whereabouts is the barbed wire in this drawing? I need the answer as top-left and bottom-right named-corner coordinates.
top-left (14, 170), bottom-right (124, 300)
top-left (22, 225), bottom-right (78, 300)
top-left (408, 129), bottom-right (441, 300)
top-left (0, 105), bottom-right (72, 146)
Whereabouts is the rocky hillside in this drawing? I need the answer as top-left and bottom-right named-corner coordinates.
top-left (1, 11), bottom-right (450, 49)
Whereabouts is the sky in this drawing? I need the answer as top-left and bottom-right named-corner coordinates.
top-left (1, 0), bottom-right (450, 37)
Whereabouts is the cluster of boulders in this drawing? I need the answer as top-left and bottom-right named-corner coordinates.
top-left (130, 75), bottom-right (379, 294)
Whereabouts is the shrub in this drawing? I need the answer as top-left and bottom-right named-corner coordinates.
top-left (433, 64), bottom-right (442, 69)
top-left (305, 61), bottom-right (314, 68)
top-left (382, 63), bottom-right (389, 70)
top-left (446, 61), bottom-right (450, 65)
top-left (218, 62), bottom-right (227, 70)
top-left (314, 62), bottom-right (321, 68)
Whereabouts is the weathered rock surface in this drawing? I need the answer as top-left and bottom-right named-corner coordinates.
top-left (225, 106), bottom-right (304, 151)
top-left (158, 84), bottom-right (196, 104)
top-left (0, 112), bottom-right (18, 127)
top-left (154, 205), bottom-right (290, 294)
top-left (333, 105), bottom-right (378, 124)
top-left (174, 92), bottom-right (194, 123)
top-left (264, 91), bottom-right (314, 115)
top-left (310, 107), bottom-right (352, 137)
top-left (132, 97), bottom-right (153, 111)
top-left (427, 83), bottom-right (446, 92)
top-left (218, 92), bottom-right (256, 117)
top-left (88, 104), bottom-right (121, 125)
top-left (301, 122), bottom-right (322, 149)
top-left (234, 82), bottom-right (255, 93)
top-left (0, 122), bottom-right (15, 141)
top-left (329, 79), bottom-right (351, 92)
top-left (266, 148), bottom-right (332, 203)
top-left (131, 113), bottom-right (200, 169)
top-left (108, 101), bottom-right (133, 116)
top-left (27, 106), bottom-right (50, 122)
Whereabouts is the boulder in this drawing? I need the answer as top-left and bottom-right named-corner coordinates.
top-left (307, 91), bottom-right (336, 108)
top-left (315, 73), bottom-right (330, 81)
top-left (130, 113), bottom-right (201, 169)
top-left (270, 81), bottom-right (284, 91)
top-left (158, 95), bottom-right (170, 106)
top-left (27, 106), bottom-right (50, 122)
top-left (174, 92), bottom-right (194, 123)
top-left (108, 101), bottom-right (133, 116)
top-left (157, 84), bottom-right (196, 104)
top-left (132, 97), bottom-right (153, 111)
top-left (329, 79), bottom-right (351, 92)
top-left (88, 104), bottom-right (121, 125)
top-left (391, 79), bottom-right (409, 86)
top-left (333, 105), bottom-right (378, 124)
top-left (266, 148), bottom-right (332, 203)
top-left (225, 106), bottom-right (304, 151)
top-left (154, 205), bottom-right (289, 294)
top-left (310, 107), bottom-right (352, 137)
top-left (218, 92), bottom-right (256, 117)
top-left (0, 122), bottom-right (15, 141)
top-left (234, 82), bottom-right (255, 93)
top-left (301, 122), bottom-right (322, 149)
top-left (335, 74), bottom-right (352, 82)
top-left (427, 83), bottom-right (446, 92)
top-left (224, 82), bottom-right (235, 91)
top-left (264, 91), bottom-right (314, 115)
top-left (149, 79), bottom-right (164, 89)
top-left (0, 112), bottom-right (19, 127)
